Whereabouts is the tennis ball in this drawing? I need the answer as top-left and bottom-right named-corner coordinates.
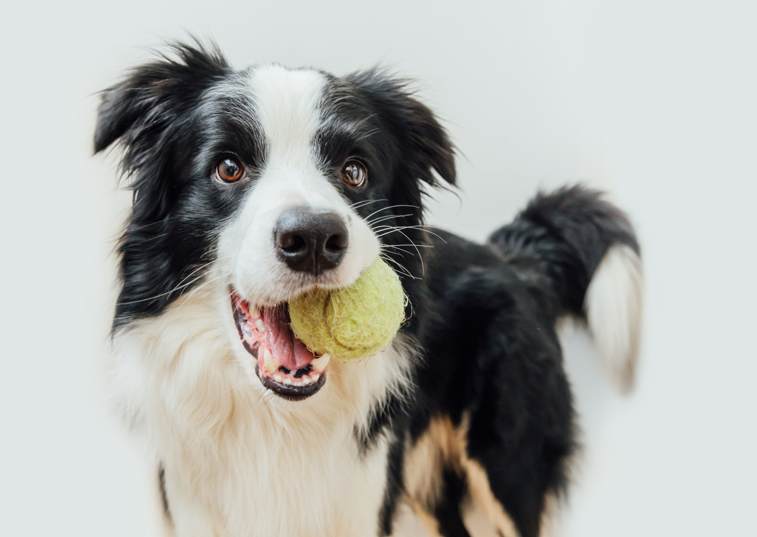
top-left (289, 258), bottom-right (406, 361)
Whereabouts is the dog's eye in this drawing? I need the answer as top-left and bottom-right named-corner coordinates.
top-left (341, 160), bottom-right (367, 187)
top-left (216, 157), bottom-right (244, 183)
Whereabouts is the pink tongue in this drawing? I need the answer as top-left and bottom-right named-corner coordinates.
top-left (264, 306), bottom-right (315, 371)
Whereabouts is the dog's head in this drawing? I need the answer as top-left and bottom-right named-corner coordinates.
top-left (96, 42), bottom-right (455, 400)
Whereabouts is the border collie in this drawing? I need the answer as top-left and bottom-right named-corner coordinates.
top-left (95, 41), bottom-right (643, 537)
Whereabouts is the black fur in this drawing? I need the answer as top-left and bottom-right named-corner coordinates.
top-left (96, 41), bottom-right (640, 537)
top-left (377, 420), bottom-right (411, 536)
top-left (158, 463), bottom-right (170, 519)
top-left (399, 187), bottom-right (639, 536)
top-left (95, 42), bottom-right (264, 330)
top-left (434, 467), bottom-right (471, 537)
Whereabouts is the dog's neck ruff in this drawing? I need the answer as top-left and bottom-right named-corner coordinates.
top-left (109, 274), bottom-right (412, 536)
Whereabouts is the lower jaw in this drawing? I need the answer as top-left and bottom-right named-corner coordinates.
top-left (231, 288), bottom-right (329, 400)
top-left (255, 363), bottom-right (327, 401)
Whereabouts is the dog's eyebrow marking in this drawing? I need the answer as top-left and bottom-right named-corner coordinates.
top-left (201, 75), bottom-right (265, 137)
top-left (197, 75), bottom-right (269, 168)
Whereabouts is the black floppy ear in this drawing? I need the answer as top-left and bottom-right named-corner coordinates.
top-left (347, 69), bottom-right (457, 188)
top-left (94, 40), bottom-right (229, 156)
top-left (95, 41), bottom-right (230, 224)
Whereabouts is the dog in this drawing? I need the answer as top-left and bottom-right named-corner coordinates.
top-left (95, 41), bottom-right (643, 537)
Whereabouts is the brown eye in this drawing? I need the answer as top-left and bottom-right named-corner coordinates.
top-left (216, 157), bottom-right (244, 182)
top-left (341, 160), bottom-right (367, 187)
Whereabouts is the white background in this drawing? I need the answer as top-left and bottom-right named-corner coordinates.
top-left (1, 0), bottom-right (755, 535)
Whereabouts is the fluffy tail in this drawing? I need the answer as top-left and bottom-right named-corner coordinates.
top-left (487, 186), bottom-right (643, 392)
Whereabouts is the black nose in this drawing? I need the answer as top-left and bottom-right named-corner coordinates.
top-left (275, 209), bottom-right (349, 275)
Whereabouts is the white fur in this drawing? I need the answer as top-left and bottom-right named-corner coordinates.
top-left (109, 276), bottom-right (413, 537)
top-left (107, 65), bottom-right (402, 536)
top-left (585, 244), bottom-right (644, 393)
top-left (218, 65), bottom-right (380, 310)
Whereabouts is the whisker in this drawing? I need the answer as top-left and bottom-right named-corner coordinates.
top-left (381, 244), bottom-right (415, 255)
top-left (375, 226), bottom-right (448, 243)
top-left (349, 199), bottom-right (385, 210)
top-left (380, 253), bottom-right (418, 280)
top-left (363, 205), bottom-right (399, 221)
top-left (116, 266), bottom-right (213, 305)
top-left (115, 252), bottom-right (237, 306)
top-left (415, 228), bottom-right (448, 243)
top-left (377, 241), bottom-right (434, 248)
top-left (354, 128), bottom-right (381, 143)
top-left (380, 247), bottom-right (409, 259)
top-left (386, 229), bottom-right (425, 277)
top-left (367, 213), bottom-right (414, 227)
top-left (364, 204), bottom-right (419, 222)
top-left (175, 271), bottom-right (234, 312)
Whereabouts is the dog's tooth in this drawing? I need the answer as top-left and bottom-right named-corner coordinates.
top-left (301, 377), bottom-right (311, 386)
top-left (264, 350), bottom-right (280, 374)
top-left (283, 378), bottom-right (292, 386)
top-left (312, 374), bottom-right (320, 382)
top-left (274, 374), bottom-right (284, 383)
top-left (311, 354), bottom-right (331, 373)
top-left (255, 319), bottom-right (265, 332)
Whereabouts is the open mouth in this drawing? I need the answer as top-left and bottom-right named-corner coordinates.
top-left (230, 288), bottom-right (329, 400)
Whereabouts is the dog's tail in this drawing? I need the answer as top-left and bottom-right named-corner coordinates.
top-left (487, 185), bottom-right (643, 392)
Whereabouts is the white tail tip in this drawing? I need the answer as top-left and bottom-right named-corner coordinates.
top-left (585, 244), bottom-right (644, 393)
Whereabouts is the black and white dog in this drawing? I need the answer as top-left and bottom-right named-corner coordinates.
top-left (95, 42), bottom-right (642, 537)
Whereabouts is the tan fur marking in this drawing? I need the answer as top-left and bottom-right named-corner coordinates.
top-left (403, 414), bottom-right (527, 537)
top-left (403, 416), bottom-right (461, 510)
top-left (461, 458), bottom-right (520, 537)
top-left (537, 493), bottom-right (560, 537)
top-left (408, 500), bottom-right (444, 537)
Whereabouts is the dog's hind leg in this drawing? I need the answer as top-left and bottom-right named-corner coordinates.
top-left (418, 263), bottom-right (576, 537)
top-left (461, 304), bottom-right (574, 537)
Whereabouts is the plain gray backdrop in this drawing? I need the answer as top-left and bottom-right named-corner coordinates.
top-left (1, 0), bottom-right (755, 535)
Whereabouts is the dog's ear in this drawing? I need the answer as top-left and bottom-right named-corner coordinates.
top-left (95, 41), bottom-right (229, 222)
top-left (94, 40), bottom-right (229, 157)
top-left (347, 69), bottom-right (456, 188)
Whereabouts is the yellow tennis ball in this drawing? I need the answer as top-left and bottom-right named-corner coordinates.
top-left (289, 258), bottom-right (407, 361)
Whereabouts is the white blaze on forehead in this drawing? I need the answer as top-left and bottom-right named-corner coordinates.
top-left (246, 65), bottom-right (327, 167)
top-left (219, 63), bottom-right (379, 308)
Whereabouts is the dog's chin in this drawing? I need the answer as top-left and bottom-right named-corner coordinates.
top-left (230, 288), bottom-right (330, 401)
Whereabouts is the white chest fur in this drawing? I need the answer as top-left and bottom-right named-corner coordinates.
top-left (108, 283), bottom-right (411, 537)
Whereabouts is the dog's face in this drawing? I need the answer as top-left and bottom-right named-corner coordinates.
top-left (95, 44), bottom-right (455, 400)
